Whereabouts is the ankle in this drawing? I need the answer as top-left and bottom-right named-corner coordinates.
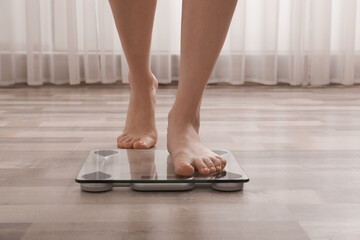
top-left (128, 71), bottom-right (158, 92)
top-left (168, 107), bottom-right (200, 131)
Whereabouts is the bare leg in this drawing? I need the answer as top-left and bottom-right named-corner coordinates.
top-left (109, 0), bottom-right (158, 149)
top-left (167, 0), bottom-right (237, 176)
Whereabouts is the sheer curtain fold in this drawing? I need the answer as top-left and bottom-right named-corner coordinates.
top-left (289, 0), bottom-right (306, 86)
top-left (67, 0), bottom-right (80, 85)
top-left (0, 0), bottom-right (359, 86)
top-left (25, 0), bottom-right (42, 85)
top-left (308, 0), bottom-right (332, 86)
top-left (335, 0), bottom-right (357, 85)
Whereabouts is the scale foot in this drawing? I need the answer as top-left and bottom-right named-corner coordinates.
top-left (211, 182), bottom-right (243, 192)
top-left (81, 183), bottom-right (113, 192)
top-left (131, 183), bottom-right (195, 192)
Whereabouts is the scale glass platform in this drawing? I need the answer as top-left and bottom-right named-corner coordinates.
top-left (75, 149), bottom-right (249, 192)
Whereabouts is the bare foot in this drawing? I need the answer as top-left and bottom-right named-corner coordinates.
top-left (117, 72), bottom-right (158, 149)
top-left (167, 109), bottom-right (226, 176)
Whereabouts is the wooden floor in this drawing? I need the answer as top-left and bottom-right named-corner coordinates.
top-left (0, 84), bottom-right (360, 240)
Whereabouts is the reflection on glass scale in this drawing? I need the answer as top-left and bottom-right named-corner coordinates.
top-left (75, 149), bottom-right (249, 192)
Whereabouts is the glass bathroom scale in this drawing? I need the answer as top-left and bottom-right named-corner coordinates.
top-left (75, 149), bottom-right (249, 192)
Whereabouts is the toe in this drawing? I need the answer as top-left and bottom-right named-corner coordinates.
top-left (216, 155), bottom-right (227, 168)
top-left (118, 136), bottom-right (132, 148)
top-left (133, 141), bottom-right (149, 149)
top-left (203, 158), bottom-right (216, 173)
top-left (134, 136), bottom-right (156, 149)
top-left (194, 158), bottom-right (210, 175)
top-left (210, 157), bottom-right (223, 172)
top-left (117, 140), bottom-right (125, 148)
top-left (123, 138), bottom-right (135, 149)
top-left (117, 136), bottom-right (127, 148)
top-left (124, 137), bottom-right (140, 149)
top-left (117, 135), bottom-right (127, 145)
top-left (174, 159), bottom-right (195, 176)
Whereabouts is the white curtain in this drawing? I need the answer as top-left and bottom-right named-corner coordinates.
top-left (0, 0), bottom-right (359, 86)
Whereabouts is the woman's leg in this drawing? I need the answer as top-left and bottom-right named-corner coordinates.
top-left (109, 0), bottom-right (158, 149)
top-left (167, 0), bottom-right (238, 176)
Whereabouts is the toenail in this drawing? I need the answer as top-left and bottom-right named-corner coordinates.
top-left (203, 167), bottom-right (209, 171)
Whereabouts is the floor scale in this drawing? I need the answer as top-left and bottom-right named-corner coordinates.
top-left (76, 149), bottom-right (249, 192)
